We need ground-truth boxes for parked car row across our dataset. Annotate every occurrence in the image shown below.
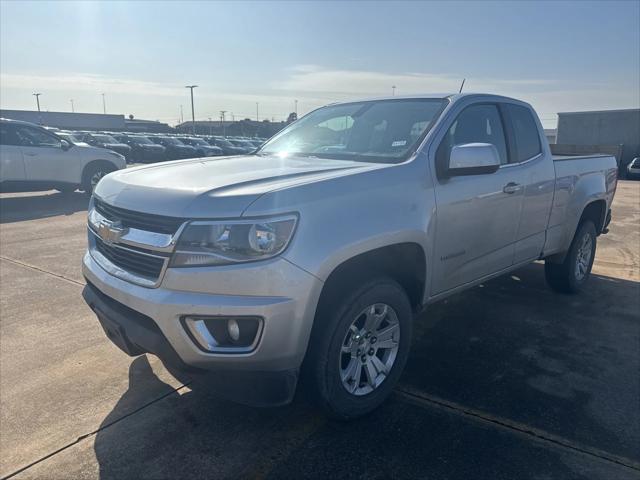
[1,118,127,194]
[0,118,270,194]
[51,129,266,163]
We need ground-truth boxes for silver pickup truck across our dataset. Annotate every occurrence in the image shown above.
[82,94,617,418]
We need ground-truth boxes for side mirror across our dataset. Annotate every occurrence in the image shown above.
[60,139,72,151]
[448,143,501,176]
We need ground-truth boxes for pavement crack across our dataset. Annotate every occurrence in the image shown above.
[0,256,84,287]
[396,386,640,472]
[0,383,191,480]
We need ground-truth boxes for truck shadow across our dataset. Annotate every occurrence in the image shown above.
[92,262,639,478]
[0,191,89,223]
[93,355,322,480]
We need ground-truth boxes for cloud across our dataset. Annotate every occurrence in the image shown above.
[0,72,181,97]
[276,64,556,98]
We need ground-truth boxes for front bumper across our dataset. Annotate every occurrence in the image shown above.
[82,281,300,406]
[83,250,323,370]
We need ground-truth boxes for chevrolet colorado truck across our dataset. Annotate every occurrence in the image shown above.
[82,94,617,418]
[0,118,126,194]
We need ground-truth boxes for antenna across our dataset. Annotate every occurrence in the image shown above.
[458,78,466,93]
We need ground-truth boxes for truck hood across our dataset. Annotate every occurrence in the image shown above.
[94,154,387,218]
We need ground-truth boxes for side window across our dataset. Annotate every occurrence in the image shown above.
[15,126,61,148]
[506,104,542,162]
[437,104,509,166]
[0,124,20,146]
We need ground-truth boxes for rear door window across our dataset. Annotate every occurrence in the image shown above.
[506,104,542,162]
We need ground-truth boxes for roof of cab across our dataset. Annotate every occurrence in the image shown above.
[327,93,522,104]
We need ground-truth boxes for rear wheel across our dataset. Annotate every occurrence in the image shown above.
[82,163,114,194]
[306,277,412,419]
[545,221,597,293]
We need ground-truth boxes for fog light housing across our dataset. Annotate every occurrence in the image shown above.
[182,316,263,353]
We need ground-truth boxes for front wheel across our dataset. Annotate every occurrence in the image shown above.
[306,277,412,419]
[545,220,597,294]
[82,164,114,194]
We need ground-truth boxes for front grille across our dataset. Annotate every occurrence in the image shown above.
[94,236,167,280]
[94,198,184,235]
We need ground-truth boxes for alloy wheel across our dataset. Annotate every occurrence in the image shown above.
[575,232,593,280]
[339,303,400,396]
[90,171,107,189]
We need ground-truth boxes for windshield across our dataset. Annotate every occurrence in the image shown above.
[92,134,118,143]
[189,138,208,146]
[131,136,154,145]
[259,98,446,163]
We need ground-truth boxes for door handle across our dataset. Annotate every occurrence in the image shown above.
[503,182,522,194]
[24,152,37,156]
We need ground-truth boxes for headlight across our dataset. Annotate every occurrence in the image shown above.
[171,215,297,267]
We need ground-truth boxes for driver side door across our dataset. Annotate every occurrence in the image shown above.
[431,103,526,295]
[15,125,76,184]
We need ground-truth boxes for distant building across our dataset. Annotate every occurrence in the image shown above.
[0,109,126,130]
[556,108,640,175]
[0,109,172,133]
[544,128,557,144]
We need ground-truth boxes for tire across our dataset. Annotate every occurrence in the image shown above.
[82,163,114,194]
[545,220,597,294]
[306,277,413,419]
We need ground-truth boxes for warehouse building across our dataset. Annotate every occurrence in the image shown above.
[555,108,640,176]
[0,109,172,133]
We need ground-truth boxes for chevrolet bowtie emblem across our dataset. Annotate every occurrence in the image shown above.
[97,220,128,245]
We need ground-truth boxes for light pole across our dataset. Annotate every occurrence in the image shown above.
[256,102,259,122]
[33,93,42,112]
[180,104,184,124]
[392,85,396,96]
[70,99,75,113]
[294,99,298,116]
[220,110,227,137]
[208,117,212,136]
[185,85,198,134]
[101,93,106,114]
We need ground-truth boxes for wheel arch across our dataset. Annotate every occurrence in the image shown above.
[315,243,427,317]
[547,198,607,264]
[579,199,607,235]
[81,159,118,184]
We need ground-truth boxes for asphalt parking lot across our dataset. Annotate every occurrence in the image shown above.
[0,181,638,480]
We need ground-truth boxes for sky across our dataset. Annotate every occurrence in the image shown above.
[1,0,638,128]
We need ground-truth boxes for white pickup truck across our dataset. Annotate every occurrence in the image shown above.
[0,118,126,194]
[81,94,617,418]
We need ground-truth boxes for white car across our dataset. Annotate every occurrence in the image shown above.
[0,118,126,194]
